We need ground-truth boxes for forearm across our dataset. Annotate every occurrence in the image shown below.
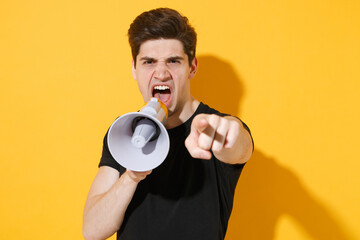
[82,171,138,240]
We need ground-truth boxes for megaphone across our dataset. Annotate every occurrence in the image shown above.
[107,98,170,171]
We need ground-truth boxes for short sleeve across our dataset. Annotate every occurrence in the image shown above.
[98,131,126,174]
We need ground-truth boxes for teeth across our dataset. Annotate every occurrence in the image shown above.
[154,85,169,91]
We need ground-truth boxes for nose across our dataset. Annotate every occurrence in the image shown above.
[153,62,170,80]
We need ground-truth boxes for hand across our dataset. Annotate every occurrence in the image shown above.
[125,169,152,183]
[185,114,240,160]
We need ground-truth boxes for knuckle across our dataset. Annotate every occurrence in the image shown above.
[184,136,190,147]
[212,143,223,154]
[199,140,210,150]
[230,120,241,134]
[209,114,220,125]
[220,118,230,129]
[199,137,212,150]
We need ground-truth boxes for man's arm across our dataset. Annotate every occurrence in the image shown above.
[82,166,151,240]
[185,114,253,164]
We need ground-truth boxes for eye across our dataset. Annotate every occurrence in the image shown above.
[168,59,181,64]
[143,60,154,65]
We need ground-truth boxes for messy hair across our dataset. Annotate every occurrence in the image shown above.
[128,8,197,67]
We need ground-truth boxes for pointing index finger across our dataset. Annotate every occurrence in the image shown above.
[193,115,210,133]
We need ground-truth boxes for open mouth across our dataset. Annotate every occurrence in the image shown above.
[152,85,171,105]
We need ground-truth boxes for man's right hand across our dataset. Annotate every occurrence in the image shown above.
[125,169,152,183]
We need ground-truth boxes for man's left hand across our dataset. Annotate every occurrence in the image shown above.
[185,114,241,160]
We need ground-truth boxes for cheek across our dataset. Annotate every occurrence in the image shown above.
[136,72,153,94]
[137,81,148,94]
[136,70,150,83]
[174,72,191,88]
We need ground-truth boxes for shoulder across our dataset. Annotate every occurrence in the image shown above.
[197,102,228,117]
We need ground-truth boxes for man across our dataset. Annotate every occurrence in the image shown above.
[83,8,253,240]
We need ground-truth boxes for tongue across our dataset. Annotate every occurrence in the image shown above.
[153,90,171,104]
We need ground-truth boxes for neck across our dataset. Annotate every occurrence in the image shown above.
[165,98,200,129]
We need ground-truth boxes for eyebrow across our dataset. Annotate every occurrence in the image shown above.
[167,56,184,61]
[139,56,155,62]
[139,56,185,62]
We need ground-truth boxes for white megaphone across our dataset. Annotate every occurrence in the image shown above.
[107,98,170,171]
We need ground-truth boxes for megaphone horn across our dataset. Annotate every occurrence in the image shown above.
[107,98,170,171]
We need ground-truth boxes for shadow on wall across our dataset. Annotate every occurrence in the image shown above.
[192,55,349,240]
[191,55,243,116]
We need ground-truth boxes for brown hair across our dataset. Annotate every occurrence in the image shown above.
[128,8,197,67]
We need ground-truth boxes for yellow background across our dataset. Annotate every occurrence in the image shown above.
[1,0,359,239]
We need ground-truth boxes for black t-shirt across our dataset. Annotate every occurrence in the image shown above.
[99,103,251,240]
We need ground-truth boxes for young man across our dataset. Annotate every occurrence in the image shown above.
[83,8,253,240]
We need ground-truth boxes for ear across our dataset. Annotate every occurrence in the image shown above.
[189,57,198,79]
[132,59,136,80]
